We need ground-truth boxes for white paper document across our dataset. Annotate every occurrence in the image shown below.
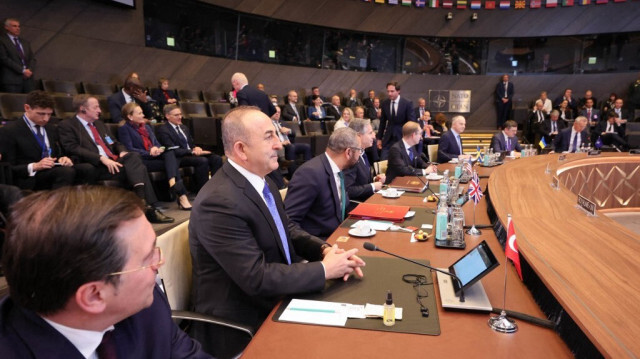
[350,220,393,231]
[279,299,366,326]
[364,303,403,320]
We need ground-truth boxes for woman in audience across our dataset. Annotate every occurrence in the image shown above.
[334,107,354,130]
[433,113,448,133]
[307,95,326,120]
[354,106,366,119]
[151,77,179,110]
[118,103,192,210]
[557,99,573,122]
[601,93,617,115]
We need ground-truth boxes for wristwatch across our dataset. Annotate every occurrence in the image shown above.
[320,243,332,257]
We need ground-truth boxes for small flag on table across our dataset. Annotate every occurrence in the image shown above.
[457,0,468,7]
[442,0,454,7]
[470,0,482,8]
[546,0,558,6]
[579,0,591,4]
[500,0,511,8]
[506,215,523,280]
[375,0,385,4]
[468,171,484,204]
[538,137,547,149]
[485,0,497,8]
[595,0,607,4]
[515,0,526,8]
[530,0,542,7]
[388,0,399,4]
[429,0,439,7]
[415,0,426,6]
[562,0,574,5]
[595,136,603,149]
[403,0,413,5]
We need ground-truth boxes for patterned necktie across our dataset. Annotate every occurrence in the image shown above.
[13,37,26,66]
[175,125,189,149]
[338,172,346,221]
[88,123,117,160]
[96,330,117,359]
[262,180,291,264]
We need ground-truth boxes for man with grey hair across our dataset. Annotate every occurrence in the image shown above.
[437,115,468,163]
[0,18,36,93]
[285,127,362,239]
[553,116,589,153]
[189,106,364,357]
[344,118,385,205]
[231,72,276,117]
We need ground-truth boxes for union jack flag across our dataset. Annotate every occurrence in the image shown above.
[468,171,483,204]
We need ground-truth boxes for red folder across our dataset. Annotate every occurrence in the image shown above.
[349,203,410,222]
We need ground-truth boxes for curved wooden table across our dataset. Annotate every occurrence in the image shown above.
[488,153,640,358]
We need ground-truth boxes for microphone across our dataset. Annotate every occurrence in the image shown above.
[414,173,439,198]
[363,242,465,302]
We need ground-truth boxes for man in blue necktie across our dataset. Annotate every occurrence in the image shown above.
[490,120,522,153]
[437,115,470,163]
[189,107,364,358]
[0,18,36,93]
[552,116,589,153]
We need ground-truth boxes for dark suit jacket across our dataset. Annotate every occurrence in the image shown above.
[344,156,374,203]
[540,118,566,142]
[553,127,588,152]
[377,96,415,148]
[0,287,210,359]
[281,103,306,123]
[236,85,276,117]
[285,154,344,239]
[363,98,375,109]
[385,139,426,184]
[495,82,514,102]
[414,107,428,120]
[117,122,162,159]
[307,106,326,121]
[150,88,179,109]
[325,104,343,120]
[0,119,66,189]
[595,121,625,138]
[190,162,325,331]
[554,96,578,114]
[58,116,126,166]
[579,108,601,124]
[437,130,463,163]
[0,35,35,87]
[490,132,522,152]
[107,91,154,123]
[343,97,362,108]
[156,122,195,157]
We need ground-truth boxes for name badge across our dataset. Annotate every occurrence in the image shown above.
[104,136,114,145]
[577,195,596,216]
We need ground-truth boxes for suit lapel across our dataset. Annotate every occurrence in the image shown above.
[17,119,42,156]
[321,155,342,222]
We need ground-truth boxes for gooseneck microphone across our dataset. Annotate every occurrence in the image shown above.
[415,173,439,198]
[363,242,465,302]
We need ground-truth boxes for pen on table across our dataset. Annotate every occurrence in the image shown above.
[289,307,336,313]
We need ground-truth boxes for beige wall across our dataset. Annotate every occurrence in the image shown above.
[4,0,637,129]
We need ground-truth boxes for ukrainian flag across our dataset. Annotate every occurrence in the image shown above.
[539,137,547,149]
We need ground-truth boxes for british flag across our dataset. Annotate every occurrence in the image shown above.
[468,171,483,204]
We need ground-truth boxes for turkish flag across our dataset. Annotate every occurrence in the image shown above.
[506,216,523,280]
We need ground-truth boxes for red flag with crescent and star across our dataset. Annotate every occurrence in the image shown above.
[506,215,523,280]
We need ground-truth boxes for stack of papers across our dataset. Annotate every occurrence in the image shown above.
[279,299,402,326]
[350,220,393,231]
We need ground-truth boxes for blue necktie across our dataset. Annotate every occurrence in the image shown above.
[262,181,291,264]
[338,172,346,221]
[174,125,189,149]
[35,125,48,158]
[408,148,414,162]
[571,132,578,153]
[456,135,462,155]
[507,137,511,151]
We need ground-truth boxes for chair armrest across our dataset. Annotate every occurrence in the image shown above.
[171,310,254,338]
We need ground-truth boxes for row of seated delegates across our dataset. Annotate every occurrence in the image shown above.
[384,121,438,185]
[0,18,36,93]
[0,186,212,358]
[151,77,179,110]
[284,127,363,240]
[490,120,522,153]
[58,94,174,224]
[118,102,192,210]
[189,107,365,358]
[271,106,311,175]
[0,91,95,190]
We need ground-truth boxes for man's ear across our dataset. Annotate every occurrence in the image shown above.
[74,281,109,314]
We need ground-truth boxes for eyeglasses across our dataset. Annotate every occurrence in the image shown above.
[349,147,364,154]
[402,274,430,317]
[107,247,164,276]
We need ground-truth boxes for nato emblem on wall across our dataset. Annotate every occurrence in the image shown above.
[429,90,471,113]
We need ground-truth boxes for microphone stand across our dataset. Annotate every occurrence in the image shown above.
[364,242,465,302]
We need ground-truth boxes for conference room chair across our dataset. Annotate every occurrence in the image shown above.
[202,90,221,103]
[180,102,210,119]
[625,122,640,149]
[0,93,27,121]
[303,121,324,136]
[156,221,254,358]
[373,160,388,177]
[96,97,112,122]
[325,120,336,134]
[53,95,76,120]
[190,117,220,149]
[209,102,230,120]
[81,82,116,97]
[428,144,439,163]
[177,89,203,102]
[42,80,80,96]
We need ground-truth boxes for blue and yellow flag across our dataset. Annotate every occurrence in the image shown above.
[538,137,547,149]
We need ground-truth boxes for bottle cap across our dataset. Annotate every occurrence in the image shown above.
[386,290,393,305]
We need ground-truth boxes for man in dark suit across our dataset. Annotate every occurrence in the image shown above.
[285,127,362,239]
[540,110,566,147]
[281,90,307,135]
[490,120,522,153]
[0,186,210,358]
[272,106,311,173]
[495,74,514,129]
[107,76,154,123]
[414,98,428,120]
[305,86,326,106]
[595,111,627,150]
[437,115,468,163]
[554,88,578,114]
[58,94,173,223]
[344,118,385,207]
[0,18,35,93]
[232,72,276,117]
[527,100,548,144]
[579,90,598,112]
[612,98,631,127]
[362,90,376,109]
[366,97,382,123]
[553,116,589,153]
[376,82,415,160]
[385,121,437,184]
[326,95,343,120]
[0,91,88,190]
[580,98,601,135]
[156,104,222,192]
[189,107,364,357]
[343,89,362,109]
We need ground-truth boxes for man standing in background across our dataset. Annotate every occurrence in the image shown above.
[0,18,35,93]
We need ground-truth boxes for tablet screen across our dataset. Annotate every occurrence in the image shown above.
[450,240,499,295]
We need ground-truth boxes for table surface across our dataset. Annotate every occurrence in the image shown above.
[242,160,573,359]
[488,153,640,358]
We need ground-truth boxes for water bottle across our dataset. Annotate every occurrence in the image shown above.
[439,170,449,193]
[454,163,462,179]
[436,197,449,240]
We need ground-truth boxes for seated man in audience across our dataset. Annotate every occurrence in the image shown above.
[579,90,598,111]
[386,121,437,184]
[612,98,630,127]
[490,120,521,153]
[189,107,364,357]
[363,90,376,109]
[414,97,428,119]
[540,110,566,148]
[366,97,382,122]
[326,95,343,120]
[0,91,92,190]
[108,76,154,123]
[533,91,552,115]
[285,127,362,239]
[595,111,627,150]
[554,88,578,114]
[343,89,362,109]
[281,90,307,133]
[344,118,385,207]
[272,106,311,174]
[58,94,173,223]
[553,116,589,153]
[0,186,210,358]
[151,77,179,110]
[580,98,601,135]
[305,86,326,106]
[156,104,222,193]
[437,115,468,163]
[528,100,548,144]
